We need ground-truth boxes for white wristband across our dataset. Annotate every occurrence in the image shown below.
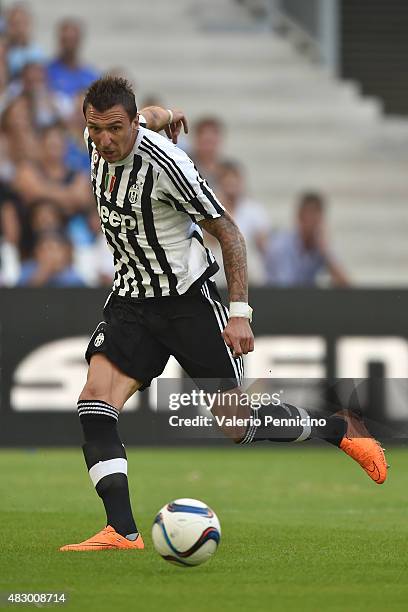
[167,108,174,124]
[229,302,253,322]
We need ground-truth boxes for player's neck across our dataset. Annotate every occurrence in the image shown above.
[121,129,138,161]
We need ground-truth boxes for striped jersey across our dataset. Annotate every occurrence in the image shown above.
[84,125,225,299]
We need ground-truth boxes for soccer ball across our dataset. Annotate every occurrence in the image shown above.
[152,498,221,566]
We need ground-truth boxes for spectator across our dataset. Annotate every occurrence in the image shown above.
[12,122,92,216]
[0,120,15,182]
[1,94,39,170]
[0,183,22,285]
[140,93,164,108]
[0,39,9,96]
[3,61,72,130]
[6,61,72,128]
[5,3,45,78]
[24,198,111,287]
[208,160,269,287]
[0,235,20,285]
[18,230,85,287]
[265,192,350,287]
[190,116,225,188]
[24,197,66,254]
[0,9,6,36]
[47,18,99,100]
[73,207,114,287]
[64,91,90,174]
[29,198,65,231]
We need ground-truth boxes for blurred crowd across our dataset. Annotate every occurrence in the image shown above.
[0,2,349,288]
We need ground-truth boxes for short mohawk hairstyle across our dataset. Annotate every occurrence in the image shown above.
[83,76,138,121]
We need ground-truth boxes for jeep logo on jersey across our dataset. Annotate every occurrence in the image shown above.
[99,204,137,232]
[128,182,141,204]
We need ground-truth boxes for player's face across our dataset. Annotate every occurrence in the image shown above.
[86,104,139,163]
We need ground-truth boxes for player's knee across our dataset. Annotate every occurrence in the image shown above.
[78,376,139,409]
[78,380,113,405]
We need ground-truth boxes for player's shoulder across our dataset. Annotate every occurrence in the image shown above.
[83,127,96,157]
[138,127,191,166]
[83,126,93,145]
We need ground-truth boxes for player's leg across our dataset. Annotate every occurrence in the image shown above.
[208,390,347,444]
[61,295,171,551]
[78,354,142,538]
[79,352,141,406]
[167,280,318,441]
[61,354,145,551]
[168,280,387,484]
[227,374,388,484]
[158,280,309,440]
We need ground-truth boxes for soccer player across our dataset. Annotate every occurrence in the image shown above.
[60,77,387,551]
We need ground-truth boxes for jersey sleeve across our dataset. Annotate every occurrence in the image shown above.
[83,127,93,160]
[156,149,225,223]
[138,113,147,128]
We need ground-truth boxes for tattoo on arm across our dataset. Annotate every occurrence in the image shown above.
[139,107,166,132]
[199,213,248,302]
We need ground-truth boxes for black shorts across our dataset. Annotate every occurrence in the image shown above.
[85,280,244,391]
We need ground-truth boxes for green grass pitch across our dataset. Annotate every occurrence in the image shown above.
[1,446,408,612]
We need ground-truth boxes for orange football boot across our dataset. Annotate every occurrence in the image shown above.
[60,526,145,551]
[336,409,388,484]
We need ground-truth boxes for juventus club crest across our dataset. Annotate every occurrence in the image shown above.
[94,332,104,347]
[128,182,141,204]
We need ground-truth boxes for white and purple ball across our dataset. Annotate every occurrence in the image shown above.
[152,498,221,566]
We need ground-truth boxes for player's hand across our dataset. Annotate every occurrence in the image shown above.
[222,318,254,358]
[164,109,189,144]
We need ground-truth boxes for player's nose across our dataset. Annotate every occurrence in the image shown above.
[99,132,113,148]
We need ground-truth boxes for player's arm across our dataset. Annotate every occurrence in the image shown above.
[156,154,253,356]
[199,213,254,357]
[200,212,248,302]
[139,106,188,144]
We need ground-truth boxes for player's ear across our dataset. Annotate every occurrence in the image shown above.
[132,114,140,131]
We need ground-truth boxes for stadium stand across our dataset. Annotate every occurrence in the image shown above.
[1,0,408,285]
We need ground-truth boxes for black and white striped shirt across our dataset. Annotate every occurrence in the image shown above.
[85,126,225,299]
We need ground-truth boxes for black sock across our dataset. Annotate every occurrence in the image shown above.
[239,403,347,446]
[78,399,138,537]
[312,415,347,447]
